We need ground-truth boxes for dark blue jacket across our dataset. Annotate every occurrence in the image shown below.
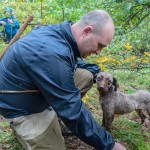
[0,16,20,40]
[0,21,115,149]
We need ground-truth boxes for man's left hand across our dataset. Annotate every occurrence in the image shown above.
[0,21,6,25]
[8,18,13,23]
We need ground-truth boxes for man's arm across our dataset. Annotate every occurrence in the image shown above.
[77,58,101,75]
[12,18,20,29]
[0,21,6,25]
[8,18,20,29]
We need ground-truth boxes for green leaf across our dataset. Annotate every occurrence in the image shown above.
[135,40,140,43]
[126,3,133,11]
[137,0,143,4]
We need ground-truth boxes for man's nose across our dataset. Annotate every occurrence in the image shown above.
[95,49,101,55]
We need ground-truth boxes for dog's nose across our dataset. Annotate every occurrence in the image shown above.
[99,87,105,91]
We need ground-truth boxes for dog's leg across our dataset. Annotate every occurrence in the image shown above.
[106,114,114,132]
[103,111,114,132]
[102,110,105,127]
[136,109,146,124]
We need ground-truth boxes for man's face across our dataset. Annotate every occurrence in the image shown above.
[78,25,114,58]
[5,11,11,18]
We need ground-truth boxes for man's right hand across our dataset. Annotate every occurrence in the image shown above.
[0,21,6,25]
[112,142,126,150]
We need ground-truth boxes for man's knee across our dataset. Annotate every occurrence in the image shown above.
[82,69,93,87]
[11,109,66,150]
[74,68,94,97]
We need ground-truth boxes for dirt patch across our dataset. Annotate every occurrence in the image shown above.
[64,135,96,150]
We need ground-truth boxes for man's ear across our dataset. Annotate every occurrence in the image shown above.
[83,26,93,35]
[112,78,119,91]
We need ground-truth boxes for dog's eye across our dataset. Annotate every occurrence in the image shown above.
[97,76,103,81]
[107,80,112,85]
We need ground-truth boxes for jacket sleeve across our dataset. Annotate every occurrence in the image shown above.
[18,38,115,150]
[11,18,20,29]
[77,58,101,75]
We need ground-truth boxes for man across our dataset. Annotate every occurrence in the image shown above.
[0,10,126,150]
[0,7,20,44]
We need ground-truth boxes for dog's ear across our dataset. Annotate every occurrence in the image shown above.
[93,73,98,83]
[112,78,119,91]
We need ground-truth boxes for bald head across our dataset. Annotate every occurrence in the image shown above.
[71,10,115,58]
[78,10,114,33]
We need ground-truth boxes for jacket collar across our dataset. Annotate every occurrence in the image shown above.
[60,20,81,59]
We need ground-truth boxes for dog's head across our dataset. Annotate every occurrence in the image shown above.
[95,72,119,93]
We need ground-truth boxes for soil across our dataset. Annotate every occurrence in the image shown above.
[59,119,97,150]
[64,135,96,150]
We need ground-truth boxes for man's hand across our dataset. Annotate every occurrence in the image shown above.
[112,142,126,150]
[8,18,13,23]
[0,21,6,25]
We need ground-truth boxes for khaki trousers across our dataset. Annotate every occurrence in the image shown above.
[10,68,93,150]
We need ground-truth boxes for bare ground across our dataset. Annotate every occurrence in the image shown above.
[64,135,96,150]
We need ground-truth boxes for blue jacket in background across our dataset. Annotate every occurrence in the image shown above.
[0,16,20,42]
[0,20,115,149]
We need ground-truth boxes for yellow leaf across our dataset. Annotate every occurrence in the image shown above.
[142,59,149,63]
[125,43,132,50]
[82,94,89,103]
[144,52,150,57]
[130,56,136,60]
[98,64,107,72]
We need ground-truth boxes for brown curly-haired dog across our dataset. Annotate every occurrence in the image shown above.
[96,72,150,132]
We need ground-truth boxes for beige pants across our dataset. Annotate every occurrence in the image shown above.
[10,68,93,150]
